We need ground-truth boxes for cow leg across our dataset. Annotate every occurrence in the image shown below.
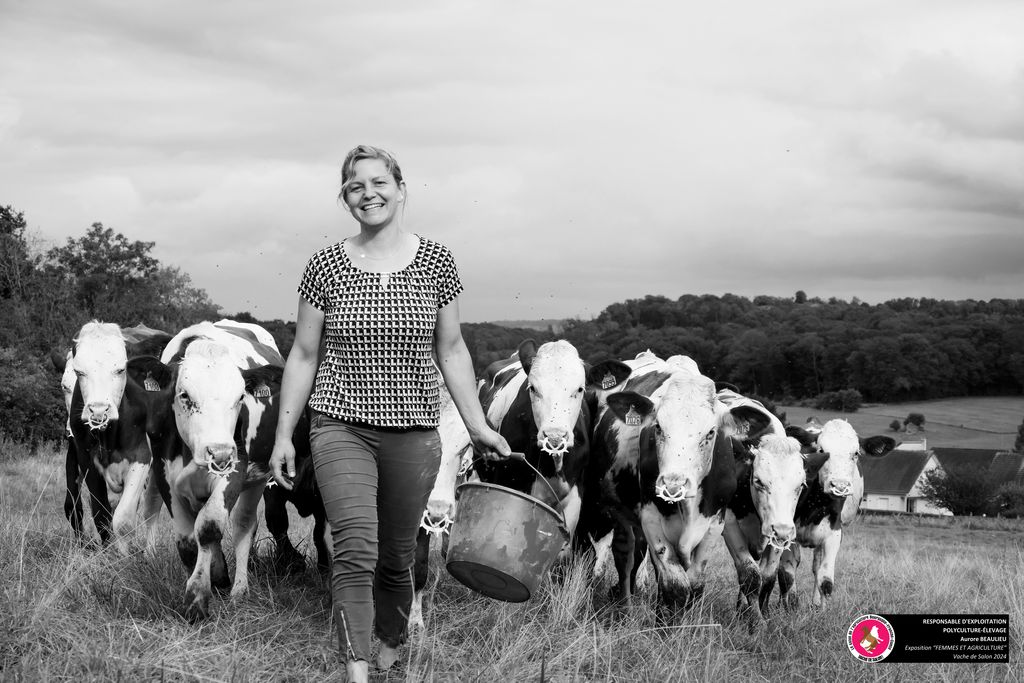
[557,485,583,557]
[639,506,692,617]
[84,460,113,545]
[63,439,86,539]
[777,545,801,610]
[410,528,430,633]
[110,461,152,554]
[756,548,785,619]
[140,467,165,555]
[812,529,842,607]
[685,524,723,605]
[263,487,305,575]
[721,515,763,629]
[608,522,639,603]
[184,478,230,621]
[229,483,265,599]
[313,501,330,573]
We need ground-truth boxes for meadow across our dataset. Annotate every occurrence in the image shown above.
[2,438,1022,682]
[781,396,1024,451]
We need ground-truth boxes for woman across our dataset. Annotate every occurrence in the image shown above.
[269,145,510,682]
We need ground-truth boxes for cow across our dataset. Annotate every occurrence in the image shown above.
[776,419,896,609]
[142,328,292,621]
[259,392,325,576]
[61,321,172,551]
[722,431,806,628]
[583,352,780,614]
[409,378,474,633]
[475,339,631,553]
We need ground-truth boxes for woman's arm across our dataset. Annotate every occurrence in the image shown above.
[270,297,325,487]
[434,297,511,458]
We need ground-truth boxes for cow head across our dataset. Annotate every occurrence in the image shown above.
[790,419,896,498]
[71,321,128,430]
[421,381,473,535]
[173,340,246,476]
[744,434,806,551]
[518,339,587,469]
[606,372,719,502]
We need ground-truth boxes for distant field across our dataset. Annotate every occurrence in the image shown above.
[781,396,1024,450]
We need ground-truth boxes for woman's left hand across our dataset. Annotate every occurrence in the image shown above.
[473,427,512,461]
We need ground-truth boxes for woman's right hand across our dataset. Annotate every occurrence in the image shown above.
[270,439,296,490]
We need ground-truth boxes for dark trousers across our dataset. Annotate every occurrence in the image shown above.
[309,412,441,661]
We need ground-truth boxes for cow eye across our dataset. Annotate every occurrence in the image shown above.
[528,385,539,397]
[115,368,126,375]
[178,392,196,410]
[74,369,84,378]
[753,478,767,491]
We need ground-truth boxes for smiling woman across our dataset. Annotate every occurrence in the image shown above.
[268,144,511,683]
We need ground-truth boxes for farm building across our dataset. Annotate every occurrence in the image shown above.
[860,440,951,515]
[860,442,1024,515]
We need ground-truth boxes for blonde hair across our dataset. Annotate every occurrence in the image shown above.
[338,145,404,204]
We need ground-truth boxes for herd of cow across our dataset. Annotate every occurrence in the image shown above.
[55,318,897,631]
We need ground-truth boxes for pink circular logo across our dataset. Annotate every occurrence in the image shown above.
[847,614,895,662]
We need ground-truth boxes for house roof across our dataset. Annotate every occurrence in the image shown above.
[989,451,1024,483]
[861,450,932,496]
[931,448,1000,472]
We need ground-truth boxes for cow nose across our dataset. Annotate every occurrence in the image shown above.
[205,443,237,464]
[829,479,852,496]
[771,523,795,542]
[655,473,693,502]
[425,499,453,523]
[86,402,110,417]
[539,428,571,454]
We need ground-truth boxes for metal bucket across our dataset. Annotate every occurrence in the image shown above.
[446,481,569,602]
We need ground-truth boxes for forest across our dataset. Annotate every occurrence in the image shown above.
[3,203,1023,445]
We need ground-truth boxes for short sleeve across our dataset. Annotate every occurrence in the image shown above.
[436,246,464,309]
[297,253,327,311]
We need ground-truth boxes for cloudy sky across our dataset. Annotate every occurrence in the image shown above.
[2,1,1022,323]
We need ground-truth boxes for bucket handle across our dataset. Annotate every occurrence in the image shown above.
[503,451,567,527]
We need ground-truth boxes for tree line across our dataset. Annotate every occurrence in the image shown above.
[558,293,1024,403]
[3,202,1024,446]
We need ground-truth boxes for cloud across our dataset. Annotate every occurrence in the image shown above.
[1,0,1022,323]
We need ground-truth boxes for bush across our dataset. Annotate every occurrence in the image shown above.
[812,389,863,413]
[905,412,926,429]
[889,419,902,432]
[992,481,1024,518]
[0,347,66,449]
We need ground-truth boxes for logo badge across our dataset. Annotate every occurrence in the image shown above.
[144,376,160,392]
[624,405,642,427]
[848,614,895,662]
[601,372,617,390]
[253,384,272,398]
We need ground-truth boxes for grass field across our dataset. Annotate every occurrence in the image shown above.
[2,440,1022,682]
[781,396,1024,451]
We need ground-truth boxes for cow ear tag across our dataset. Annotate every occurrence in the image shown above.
[253,383,272,399]
[601,372,617,390]
[144,374,160,392]
[625,405,642,427]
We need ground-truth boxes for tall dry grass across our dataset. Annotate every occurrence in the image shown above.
[2,439,1022,681]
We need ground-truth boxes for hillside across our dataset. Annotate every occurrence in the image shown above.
[487,319,567,333]
[781,396,1024,451]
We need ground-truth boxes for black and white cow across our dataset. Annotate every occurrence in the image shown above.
[410,378,474,632]
[60,321,171,551]
[585,352,778,612]
[777,419,896,608]
[475,339,630,553]
[721,424,806,627]
[144,321,298,620]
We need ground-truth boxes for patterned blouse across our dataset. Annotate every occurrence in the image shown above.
[298,236,463,428]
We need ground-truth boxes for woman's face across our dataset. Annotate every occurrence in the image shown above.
[343,158,405,228]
